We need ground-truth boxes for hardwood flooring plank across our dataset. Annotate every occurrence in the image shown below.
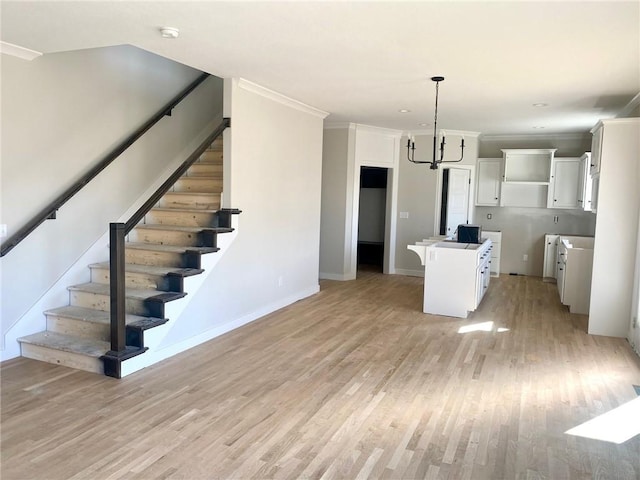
[2,274,639,479]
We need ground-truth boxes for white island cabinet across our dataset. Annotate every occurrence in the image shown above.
[409,239,492,318]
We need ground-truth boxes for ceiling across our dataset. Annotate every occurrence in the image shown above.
[2,1,639,136]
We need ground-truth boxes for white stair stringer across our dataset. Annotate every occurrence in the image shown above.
[118,215,239,377]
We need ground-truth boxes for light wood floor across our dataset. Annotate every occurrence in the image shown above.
[2,272,639,479]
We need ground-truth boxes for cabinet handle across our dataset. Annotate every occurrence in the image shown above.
[590,164,595,167]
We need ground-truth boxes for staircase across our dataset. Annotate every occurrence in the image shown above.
[18,135,238,376]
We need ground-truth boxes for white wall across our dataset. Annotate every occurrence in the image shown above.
[358,188,386,243]
[155,78,327,346]
[475,207,596,276]
[319,123,401,280]
[0,45,222,351]
[395,132,479,275]
[475,134,596,276]
[319,127,351,279]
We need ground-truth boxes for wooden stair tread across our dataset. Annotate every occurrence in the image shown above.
[89,262,204,277]
[194,159,222,165]
[44,305,163,325]
[161,191,219,197]
[175,175,221,180]
[68,282,187,302]
[19,331,109,358]
[134,224,234,234]
[124,242,220,254]
[150,207,220,214]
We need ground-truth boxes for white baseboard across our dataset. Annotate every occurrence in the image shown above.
[394,269,424,277]
[319,272,356,281]
[121,284,320,377]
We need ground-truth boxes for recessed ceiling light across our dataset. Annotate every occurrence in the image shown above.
[532,126,545,129]
[399,109,411,113]
[160,27,180,39]
[418,123,429,127]
[533,103,548,107]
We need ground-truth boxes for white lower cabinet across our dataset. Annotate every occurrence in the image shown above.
[543,234,560,280]
[422,239,492,318]
[556,236,594,314]
[483,231,502,276]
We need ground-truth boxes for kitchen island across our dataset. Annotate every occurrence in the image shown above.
[408,238,493,318]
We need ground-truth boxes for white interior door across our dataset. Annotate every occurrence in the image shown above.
[445,168,470,236]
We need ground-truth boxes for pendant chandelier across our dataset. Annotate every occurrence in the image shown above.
[406,76,465,170]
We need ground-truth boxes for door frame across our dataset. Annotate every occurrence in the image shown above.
[433,164,476,236]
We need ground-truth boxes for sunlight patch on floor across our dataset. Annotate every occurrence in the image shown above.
[565,396,640,444]
[458,321,509,334]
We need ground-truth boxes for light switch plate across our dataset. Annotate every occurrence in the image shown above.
[400,212,409,219]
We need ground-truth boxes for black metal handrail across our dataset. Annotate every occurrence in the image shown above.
[105,117,230,365]
[0,72,210,257]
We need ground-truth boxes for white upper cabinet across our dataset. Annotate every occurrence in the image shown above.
[502,149,554,183]
[476,158,501,206]
[589,126,603,176]
[577,152,594,212]
[476,148,592,211]
[500,149,555,208]
[548,158,580,209]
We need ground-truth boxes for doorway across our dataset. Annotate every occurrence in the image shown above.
[357,166,388,271]
[435,165,474,237]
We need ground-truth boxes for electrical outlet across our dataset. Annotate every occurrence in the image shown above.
[0,224,7,238]
[523,254,528,262]
[487,213,492,220]
[278,276,283,287]
[400,211,409,219]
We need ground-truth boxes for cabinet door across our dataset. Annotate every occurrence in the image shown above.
[543,234,559,279]
[549,158,580,209]
[577,154,593,211]
[476,159,501,206]
[590,126,603,176]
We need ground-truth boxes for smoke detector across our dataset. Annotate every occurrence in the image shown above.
[160,27,179,39]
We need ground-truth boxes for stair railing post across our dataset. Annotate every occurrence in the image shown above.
[109,222,126,352]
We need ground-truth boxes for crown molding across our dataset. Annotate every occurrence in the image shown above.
[407,129,481,138]
[354,123,404,137]
[617,92,640,118]
[324,122,356,130]
[0,41,42,61]
[237,78,329,119]
[591,116,640,133]
[480,132,590,142]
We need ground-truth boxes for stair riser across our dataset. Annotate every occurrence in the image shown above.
[198,151,223,163]
[129,228,203,247]
[206,140,223,152]
[21,343,103,374]
[145,209,217,227]
[70,290,150,316]
[159,193,220,210]
[186,164,222,177]
[47,315,109,342]
[90,267,169,291]
[125,248,185,268]
[173,177,222,193]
